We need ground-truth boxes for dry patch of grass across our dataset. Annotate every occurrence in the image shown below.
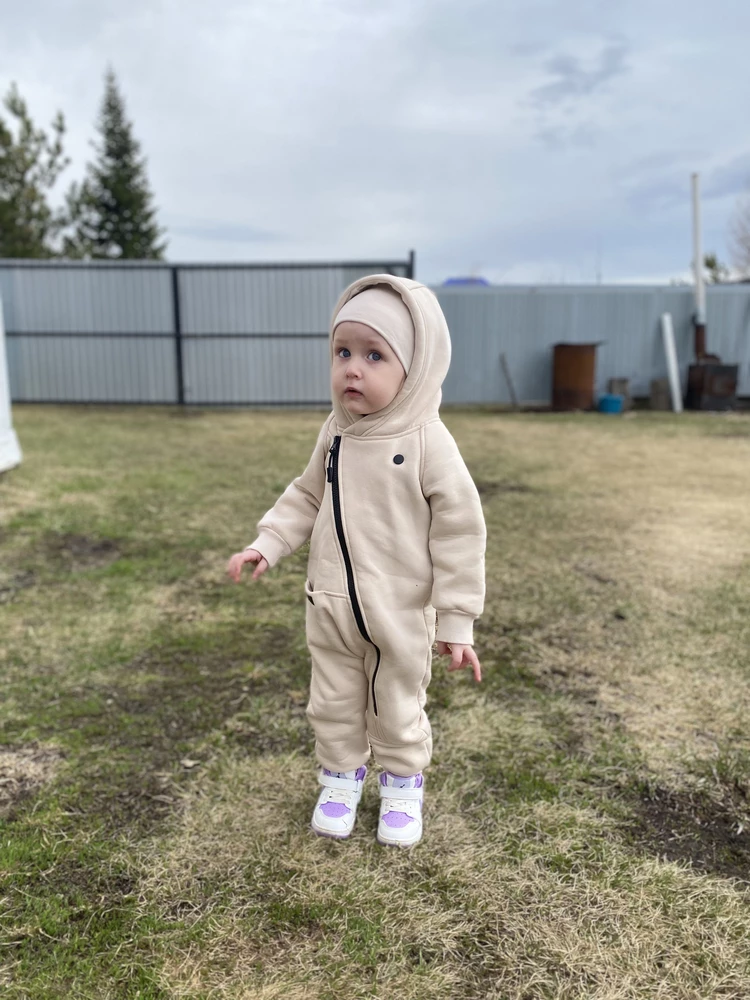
[0,743,64,817]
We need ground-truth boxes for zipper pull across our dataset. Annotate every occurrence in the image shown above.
[327,443,334,482]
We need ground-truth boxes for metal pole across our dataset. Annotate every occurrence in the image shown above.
[171,265,185,405]
[661,313,683,413]
[691,172,706,360]
[500,352,519,410]
[0,294,23,471]
[407,249,416,279]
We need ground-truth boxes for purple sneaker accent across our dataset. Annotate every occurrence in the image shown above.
[312,766,367,840]
[320,802,351,818]
[318,766,366,817]
[379,771,423,830]
[323,766,367,781]
[382,810,414,828]
[379,771,423,788]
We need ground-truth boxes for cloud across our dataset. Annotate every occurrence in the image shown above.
[535,123,600,150]
[521,36,631,148]
[530,38,630,108]
[704,153,750,201]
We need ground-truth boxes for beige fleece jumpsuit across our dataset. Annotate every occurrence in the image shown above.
[247,275,486,775]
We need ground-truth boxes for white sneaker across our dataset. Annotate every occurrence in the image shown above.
[310,766,367,839]
[376,771,424,848]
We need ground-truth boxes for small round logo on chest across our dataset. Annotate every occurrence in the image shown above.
[393,454,404,465]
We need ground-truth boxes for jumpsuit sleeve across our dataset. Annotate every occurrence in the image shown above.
[245,416,332,569]
[421,420,486,645]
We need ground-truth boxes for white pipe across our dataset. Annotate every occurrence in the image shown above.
[691,172,706,324]
[661,312,683,413]
[0,295,23,472]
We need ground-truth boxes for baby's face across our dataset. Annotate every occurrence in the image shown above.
[332,322,406,416]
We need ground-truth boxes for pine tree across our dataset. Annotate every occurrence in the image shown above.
[66,68,166,259]
[0,83,70,258]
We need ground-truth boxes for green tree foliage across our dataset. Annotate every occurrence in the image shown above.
[65,68,166,259]
[0,83,70,258]
[703,252,731,284]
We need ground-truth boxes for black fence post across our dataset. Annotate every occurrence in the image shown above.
[171,265,185,405]
[407,249,416,279]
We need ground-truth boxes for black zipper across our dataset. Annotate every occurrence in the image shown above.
[327,434,382,716]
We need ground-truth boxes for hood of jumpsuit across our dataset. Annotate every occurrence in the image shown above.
[329,275,451,436]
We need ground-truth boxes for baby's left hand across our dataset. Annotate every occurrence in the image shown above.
[436,641,482,683]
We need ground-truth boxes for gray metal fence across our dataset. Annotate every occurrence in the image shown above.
[0,256,414,405]
[435,284,750,404]
[1,259,749,405]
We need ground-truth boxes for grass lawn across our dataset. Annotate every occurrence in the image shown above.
[1,404,750,999]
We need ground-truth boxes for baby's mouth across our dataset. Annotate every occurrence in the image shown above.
[344,388,363,397]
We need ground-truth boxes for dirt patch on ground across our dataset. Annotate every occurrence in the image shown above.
[622,783,750,884]
[538,671,750,882]
[475,479,535,497]
[500,632,750,884]
[46,532,121,570]
[541,676,750,882]
[40,622,311,832]
[68,764,185,833]
[105,630,306,758]
[0,570,37,604]
[0,743,64,816]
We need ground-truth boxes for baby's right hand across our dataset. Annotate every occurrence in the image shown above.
[227,548,269,582]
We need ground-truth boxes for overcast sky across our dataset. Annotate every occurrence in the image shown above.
[2,0,749,285]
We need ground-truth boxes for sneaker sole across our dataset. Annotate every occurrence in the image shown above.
[310,820,353,840]
[376,830,422,848]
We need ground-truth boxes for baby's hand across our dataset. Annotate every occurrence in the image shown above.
[436,641,482,683]
[227,548,269,582]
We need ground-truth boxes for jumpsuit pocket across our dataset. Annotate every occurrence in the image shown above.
[305,586,368,660]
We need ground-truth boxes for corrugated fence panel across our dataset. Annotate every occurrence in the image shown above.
[179,265,409,336]
[178,265,407,404]
[0,263,172,333]
[179,266,335,404]
[179,268,333,334]
[6,335,176,403]
[707,290,750,395]
[0,262,177,403]
[183,337,330,406]
[435,285,750,404]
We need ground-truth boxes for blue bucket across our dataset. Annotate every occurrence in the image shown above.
[598,393,624,414]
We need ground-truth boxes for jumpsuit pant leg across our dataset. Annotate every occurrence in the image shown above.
[365,604,436,776]
[304,587,371,773]
[305,584,437,777]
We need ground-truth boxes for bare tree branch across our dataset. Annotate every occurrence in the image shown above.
[729,188,750,277]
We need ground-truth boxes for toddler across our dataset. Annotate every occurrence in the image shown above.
[227,275,486,848]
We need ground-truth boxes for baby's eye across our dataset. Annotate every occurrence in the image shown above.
[367,351,382,361]
[337,348,350,358]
